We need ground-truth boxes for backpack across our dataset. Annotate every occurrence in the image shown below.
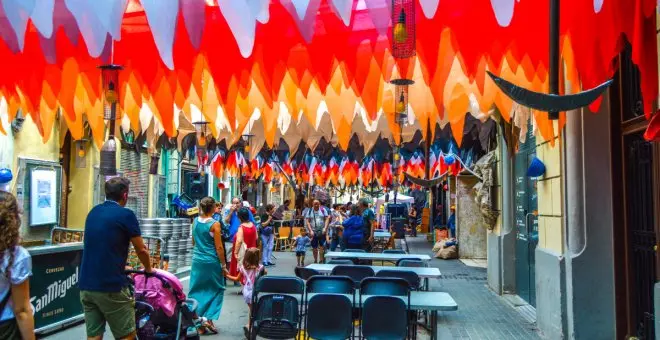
[342,215,365,245]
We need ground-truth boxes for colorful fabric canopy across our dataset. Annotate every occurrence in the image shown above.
[0,0,657,150]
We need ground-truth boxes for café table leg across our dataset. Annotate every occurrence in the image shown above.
[430,310,438,340]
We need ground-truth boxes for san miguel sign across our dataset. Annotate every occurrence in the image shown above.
[29,247,84,331]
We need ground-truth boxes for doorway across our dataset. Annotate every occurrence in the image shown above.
[611,45,659,339]
[514,127,538,307]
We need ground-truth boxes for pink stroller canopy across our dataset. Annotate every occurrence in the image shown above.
[134,269,186,317]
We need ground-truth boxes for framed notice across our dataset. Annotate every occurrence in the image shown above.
[30,169,58,226]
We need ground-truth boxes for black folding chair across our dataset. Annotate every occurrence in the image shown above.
[397,259,428,268]
[305,276,355,339]
[307,294,353,340]
[376,270,422,339]
[382,249,407,254]
[250,276,305,339]
[360,277,411,339]
[382,249,407,265]
[331,265,375,287]
[362,296,408,340]
[294,267,320,281]
[342,248,367,264]
[328,259,355,265]
[396,258,425,266]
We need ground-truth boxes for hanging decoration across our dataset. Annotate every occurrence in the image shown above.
[391,0,415,59]
[99,64,122,177]
[0,0,656,150]
[75,139,88,169]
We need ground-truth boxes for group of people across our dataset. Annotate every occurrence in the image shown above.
[0,174,386,339]
[293,198,377,266]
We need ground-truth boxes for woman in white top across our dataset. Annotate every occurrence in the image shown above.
[0,191,34,339]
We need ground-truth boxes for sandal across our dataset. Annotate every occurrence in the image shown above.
[243,326,250,339]
[204,321,219,335]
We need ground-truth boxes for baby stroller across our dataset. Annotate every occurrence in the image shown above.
[127,269,200,340]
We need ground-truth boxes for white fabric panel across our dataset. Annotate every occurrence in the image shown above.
[489,0,515,27]
[30,0,54,39]
[1,0,35,51]
[218,0,257,58]
[181,0,206,49]
[329,0,353,26]
[419,0,440,19]
[141,0,179,69]
[64,0,109,57]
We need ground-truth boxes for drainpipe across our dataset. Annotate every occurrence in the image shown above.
[500,128,514,294]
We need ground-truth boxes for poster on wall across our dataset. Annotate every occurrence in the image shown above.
[30,169,58,226]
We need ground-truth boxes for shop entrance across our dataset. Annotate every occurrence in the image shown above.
[514,128,538,307]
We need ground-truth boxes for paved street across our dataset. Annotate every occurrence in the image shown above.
[44,236,541,340]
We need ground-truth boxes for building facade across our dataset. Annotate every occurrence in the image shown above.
[487,46,659,339]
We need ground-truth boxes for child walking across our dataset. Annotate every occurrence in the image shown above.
[293,228,311,267]
[224,247,265,339]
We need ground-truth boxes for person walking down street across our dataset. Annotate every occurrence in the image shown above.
[293,229,311,267]
[342,205,366,250]
[223,248,265,339]
[259,204,276,267]
[304,199,330,263]
[212,202,223,222]
[408,206,418,237]
[80,177,152,340]
[0,192,35,340]
[327,204,345,251]
[229,208,258,280]
[188,197,227,335]
[447,205,456,238]
[359,198,377,252]
[223,197,256,242]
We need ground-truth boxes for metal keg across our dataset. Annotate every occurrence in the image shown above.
[158,219,173,239]
[178,238,187,264]
[180,218,191,238]
[170,219,182,240]
[143,218,161,237]
[167,237,179,273]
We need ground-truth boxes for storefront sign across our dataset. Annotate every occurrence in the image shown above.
[29,246,83,332]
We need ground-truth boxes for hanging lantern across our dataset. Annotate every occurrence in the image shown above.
[391,0,415,59]
[75,139,89,168]
[99,64,123,120]
[99,64,122,176]
[391,78,414,128]
[241,133,254,161]
[149,148,161,175]
[192,120,209,149]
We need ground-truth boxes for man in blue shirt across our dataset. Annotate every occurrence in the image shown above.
[80,177,152,340]
[359,198,376,251]
[223,197,256,241]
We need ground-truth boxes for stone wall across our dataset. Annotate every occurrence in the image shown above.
[456,175,487,259]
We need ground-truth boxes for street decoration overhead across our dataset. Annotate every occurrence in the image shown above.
[0,0,657,153]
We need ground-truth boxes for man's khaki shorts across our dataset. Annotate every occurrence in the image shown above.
[80,287,135,338]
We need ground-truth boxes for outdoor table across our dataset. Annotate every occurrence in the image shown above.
[306,263,440,291]
[288,291,457,340]
[305,263,440,279]
[325,251,431,262]
[374,230,391,238]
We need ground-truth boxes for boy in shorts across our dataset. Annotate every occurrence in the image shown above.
[293,229,311,267]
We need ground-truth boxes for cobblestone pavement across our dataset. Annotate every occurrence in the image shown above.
[45,236,542,339]
[405,236,542,340]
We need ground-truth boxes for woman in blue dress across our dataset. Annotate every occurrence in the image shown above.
[189,197,226,334]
